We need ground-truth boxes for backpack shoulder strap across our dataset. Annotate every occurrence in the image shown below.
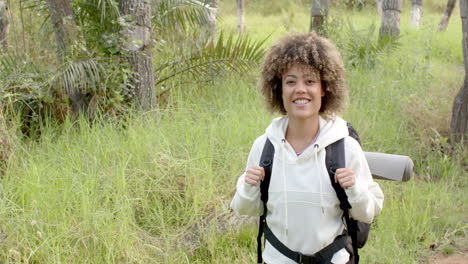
[346,122,361,146]
[257,138,275,263]
[260,138,274,203]
[325,138,351,210]
[326,137,362,264]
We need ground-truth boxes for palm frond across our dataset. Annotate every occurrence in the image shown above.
[22,0,48,12]
[155,32,268,86]
[342,22,400,68]
[0,52,52,115]
[53,58,106,96]
[154,0,216,34]
[0,52,43,88]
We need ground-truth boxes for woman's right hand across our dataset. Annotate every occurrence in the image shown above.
[244,166,265,186]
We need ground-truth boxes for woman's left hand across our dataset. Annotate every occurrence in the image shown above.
[335,168,356,189]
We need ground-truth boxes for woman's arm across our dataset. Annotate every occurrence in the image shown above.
[343,137,384,224]
[230,136,266,217]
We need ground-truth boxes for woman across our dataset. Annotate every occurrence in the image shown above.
[230,32,384,264]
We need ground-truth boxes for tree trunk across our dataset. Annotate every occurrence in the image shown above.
[438,0,456,32]
[119,0,156,110]
[46,0,77,62]
[410,0,422,28]
[201,0,217,40]
[376,0,383,15]
[0,0,8,49]
[207,0,218,35]
[451,0,468,143]
[379,0,402,40]
[237,0,244,33]
[310,0,329,35]
[46,0,87,113]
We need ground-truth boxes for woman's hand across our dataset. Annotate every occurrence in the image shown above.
[244,166,265,186]
[335,168,356,189]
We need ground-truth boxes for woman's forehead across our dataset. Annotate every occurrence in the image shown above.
[283,63,320,77]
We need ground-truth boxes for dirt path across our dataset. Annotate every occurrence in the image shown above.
[426,252,468,264]
[423,233,468,264]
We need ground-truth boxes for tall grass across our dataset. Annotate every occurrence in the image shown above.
[1,1,466,263]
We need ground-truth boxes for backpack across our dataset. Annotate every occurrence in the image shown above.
[256,123,370,264]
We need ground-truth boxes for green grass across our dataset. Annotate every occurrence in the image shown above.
[1,1,467,263]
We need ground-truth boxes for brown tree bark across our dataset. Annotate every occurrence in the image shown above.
[46,0,87,113]
[119,0,156,110]
[237,0,244,33]
[438,0,456,32]
[0,106,12,165]
[410,0,422,28]
[310,0,329,35]
[451,0,468,143]
[0,0,8,49]
[46,0,77,61]
[379,0,402,40]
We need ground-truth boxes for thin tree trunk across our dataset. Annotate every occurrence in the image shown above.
[410,0,422,28]
[207,0,218,35]
[237,0,244,33]
[0,106,12,164]
[0,0,8,49]
[310,0,329,35]
[379,0,402,40]
[119,0,156,110]
[451,0,468,143]
[438,0,456,32]
[46,0,87,113]
[376,0,383,15]
[46,0,76,62]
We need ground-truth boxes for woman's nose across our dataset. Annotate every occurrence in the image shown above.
[295,82,307,93]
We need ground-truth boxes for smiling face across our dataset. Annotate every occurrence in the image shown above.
[281,64,325,122]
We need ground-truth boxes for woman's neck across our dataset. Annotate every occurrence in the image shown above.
[285,116,320,152]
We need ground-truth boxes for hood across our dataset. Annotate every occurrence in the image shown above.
[265,115,349,152]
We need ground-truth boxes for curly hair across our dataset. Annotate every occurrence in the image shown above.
[259,32,347,119]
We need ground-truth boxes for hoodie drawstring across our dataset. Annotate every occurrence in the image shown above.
[281,139,289,237]
[313,144,324,214]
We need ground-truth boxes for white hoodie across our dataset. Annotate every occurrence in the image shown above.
[231,116,384,264]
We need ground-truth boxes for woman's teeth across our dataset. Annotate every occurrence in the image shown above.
[294,99,310,104]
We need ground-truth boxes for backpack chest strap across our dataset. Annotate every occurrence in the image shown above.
[264,223,351,264]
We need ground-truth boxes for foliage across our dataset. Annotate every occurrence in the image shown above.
[344,0,366,10]
[0,51,132,132]
[155,32,267,88]
[154,0,217,34]
[0,52,56,134]
[339,22,400,69]
[73,0,120,54]
[3,0,266,135]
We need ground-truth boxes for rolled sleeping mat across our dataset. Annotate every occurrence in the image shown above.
[364,152,414,182]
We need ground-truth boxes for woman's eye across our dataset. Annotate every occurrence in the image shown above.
[306,80,315,85]
[286,80,295,85]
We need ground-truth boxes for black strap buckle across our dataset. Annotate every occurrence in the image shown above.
[297,253,315,264]
[298,254,305,264]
